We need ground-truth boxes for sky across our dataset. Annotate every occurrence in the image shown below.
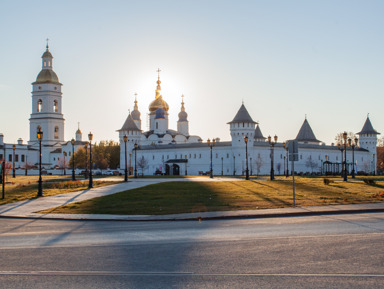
[1,0,383,145]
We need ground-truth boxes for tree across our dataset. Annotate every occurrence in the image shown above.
[377,147,384,173]
[334,132,356,146]
[137,156,148,176]
[255,155,264,176]
[305,156,318,173]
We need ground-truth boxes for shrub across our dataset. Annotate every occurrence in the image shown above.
[363,179,376,185]
[323,178,334,185]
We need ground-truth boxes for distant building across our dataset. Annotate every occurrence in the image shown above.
[0,44,86,174]
[119,74,380,176]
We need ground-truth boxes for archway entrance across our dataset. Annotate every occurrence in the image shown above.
[165,164,170,175]
[172,164,180,175]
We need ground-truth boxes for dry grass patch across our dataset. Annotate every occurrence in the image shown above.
[42,177,384,215]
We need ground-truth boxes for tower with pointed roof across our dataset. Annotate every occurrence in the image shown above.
[357,116,380,173]
[177,95,189,136]
[254,124,266,142]
[29,43,65,146]
[228,104,257,147]
[295,117,321,144]
[75,123,82,142]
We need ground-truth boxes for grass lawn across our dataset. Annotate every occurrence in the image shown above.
[0,175,119,206]
[40,176,384,215]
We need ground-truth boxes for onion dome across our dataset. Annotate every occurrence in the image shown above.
[155,108,165,119]
[148,73,169,113]
[131,95,141,120]
[33,43,60,84]
[178,95,188,121]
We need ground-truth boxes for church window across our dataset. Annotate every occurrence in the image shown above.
[54,127,59,139]
[53,157,56,161]
[44,61,47,67]
[54,87,57,90]
[9,154,12,162]
[194,154,196,159]
[38,100,42,112]
[152,155,155,160]
[15,155,19,162]
[53,100,58,112]
[38,86,42,90]
[21,155,25,162]
[48,61,51,66]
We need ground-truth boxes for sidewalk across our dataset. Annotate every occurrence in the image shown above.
[1,177,384,221]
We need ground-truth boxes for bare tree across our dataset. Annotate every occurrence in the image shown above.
[137,156,148,176]
[255,155,264,176]
[305,156,318,173]
[334,132,356,146]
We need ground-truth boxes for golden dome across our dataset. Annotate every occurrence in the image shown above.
[34,69,60,84]
[149,96,169,113]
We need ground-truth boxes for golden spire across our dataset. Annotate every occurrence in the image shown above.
[155,68,162,99]
[134,92,138,110]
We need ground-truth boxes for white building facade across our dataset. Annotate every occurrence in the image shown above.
[119,75,380,176]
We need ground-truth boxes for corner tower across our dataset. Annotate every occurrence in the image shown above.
[228,104,257,147]
[29,43,65,145]
[357,115,380,173]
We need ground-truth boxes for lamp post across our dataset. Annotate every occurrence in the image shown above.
[123,135,128,182]
[338,143,344,178]
[221,157,224,176]
[84,143,88,179]
[283,142,289,177]
[12,145,15,178]
[207,138,215,178]
[71,138,76,181]
[134,143,138,178]
[88,132,93,189]
[342,132,348,181]
[348,137,358,178]
[244,136,249,180]
[185,155,188,175]
[129,153,132,176]
[63,151,67,175]
[233,155,236,176]
[268,135,278,180]
[37,129,43,197]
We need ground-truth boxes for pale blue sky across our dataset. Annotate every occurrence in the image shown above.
[1,0,383,144]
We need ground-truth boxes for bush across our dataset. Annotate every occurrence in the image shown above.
[323,178,331,185]
[363,179,376,185]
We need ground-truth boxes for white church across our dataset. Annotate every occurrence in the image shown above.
[0,44,87,174]
[118,73,380,176]
[0,44,380,177]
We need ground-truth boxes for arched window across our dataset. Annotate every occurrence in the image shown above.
[53,100,58,112]
[54,126,59,139]
[38,100,42,112]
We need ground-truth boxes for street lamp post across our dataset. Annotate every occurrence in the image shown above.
[349,137,358,178]
[185,155,188,176]
[129,153,132,176]
[373,153,376,176]
[233,156,236,176]
[12,145,15,178]
[342,132,348,181]
[88,132,93,189]
[268,135,278,180]
[338,143,344,178]
[134,143,138,178]
[123,135,128,182]
[37,129,43,197]
[84,143,88,179]
[221,157,224,176]
[71,138,76,181]
[283,142,289,177]
[244,136,249,180]
[63,151,67,175]
[207,138,215,178]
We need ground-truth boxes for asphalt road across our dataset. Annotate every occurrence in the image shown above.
[1,213,384,288]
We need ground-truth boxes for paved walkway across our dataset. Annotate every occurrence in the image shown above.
[1,177,384,221]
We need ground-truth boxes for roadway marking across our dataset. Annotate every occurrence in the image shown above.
[0,271,384,277]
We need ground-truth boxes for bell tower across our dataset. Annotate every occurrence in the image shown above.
[29,42,65,145]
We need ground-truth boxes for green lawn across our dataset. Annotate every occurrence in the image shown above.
[40,177,384,215]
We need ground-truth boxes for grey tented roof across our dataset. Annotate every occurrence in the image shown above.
[254,124,266,139]
[118,113,141,132]
[357,117,380,135]
[296,119,321,143]
[228,104,257,124]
